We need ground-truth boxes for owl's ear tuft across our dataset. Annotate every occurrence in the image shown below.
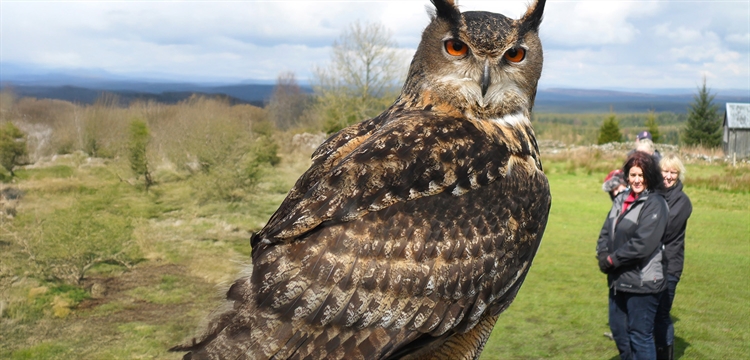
[520,0,545,32]
[430,0,461,25]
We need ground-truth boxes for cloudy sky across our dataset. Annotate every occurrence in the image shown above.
[2,0,749,91]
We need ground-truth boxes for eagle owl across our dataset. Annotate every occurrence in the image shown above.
[174,0,550,359]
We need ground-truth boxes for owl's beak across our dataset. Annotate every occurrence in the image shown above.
[481,60,491,97]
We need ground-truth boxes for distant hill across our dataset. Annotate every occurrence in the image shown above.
[1,77,748,113]
[0,84,273,107]
[534,88,750,113]
[0,66,291,107]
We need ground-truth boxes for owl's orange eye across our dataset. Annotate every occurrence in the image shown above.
[444,39,468,57]
[504,47,526,63]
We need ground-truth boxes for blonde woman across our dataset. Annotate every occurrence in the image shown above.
[654,154,693,360]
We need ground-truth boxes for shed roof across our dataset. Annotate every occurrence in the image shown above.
[725,103,750,129]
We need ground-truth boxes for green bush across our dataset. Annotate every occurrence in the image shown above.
[190,145,264,203]
[250,119,281,166]
[181,116,280,203]
[645,110,661,143]
[252,135,281,166]
[317,93,393,134]
[0,122,28,177]
[83,137,100,157]
[128,119,153,190]
[597,114,622,144]
[14,189,141,285]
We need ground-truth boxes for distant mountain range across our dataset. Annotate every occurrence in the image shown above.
[0,83,279,108]
[534,88,749,113]
[2,64,748,113]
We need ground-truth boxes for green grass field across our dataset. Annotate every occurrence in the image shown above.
[1,153,748,359]
[482,163,750,359]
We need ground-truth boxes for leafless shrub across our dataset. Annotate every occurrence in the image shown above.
[5,97,79,160]
[267,72,310,130]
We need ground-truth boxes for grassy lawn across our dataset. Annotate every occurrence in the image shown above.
[1,153,748,359]
[481,163,750,359]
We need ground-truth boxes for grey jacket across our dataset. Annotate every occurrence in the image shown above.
[597,189,669,294]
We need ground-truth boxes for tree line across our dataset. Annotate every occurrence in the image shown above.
[598,78,724,147]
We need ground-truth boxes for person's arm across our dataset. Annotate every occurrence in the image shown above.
[663,194,692,246]
[662,194,692,274]
[597,206,617,273]
[597,207,615,255]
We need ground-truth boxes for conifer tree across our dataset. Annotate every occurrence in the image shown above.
[682,78,722,147]
[645,110,661,143]
[0,122,27,177]
[598,114,622,145]
[128,119,153,190]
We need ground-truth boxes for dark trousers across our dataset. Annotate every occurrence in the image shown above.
[654,275,679,347]
[609,289,661,360]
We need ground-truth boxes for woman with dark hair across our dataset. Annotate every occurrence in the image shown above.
[596,151,669,360]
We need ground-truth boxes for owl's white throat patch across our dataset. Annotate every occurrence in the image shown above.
[491,111,530,127]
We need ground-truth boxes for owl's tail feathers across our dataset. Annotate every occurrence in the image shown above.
[168,306,242,360]
[169,277,255,359]
[169,312,235,360]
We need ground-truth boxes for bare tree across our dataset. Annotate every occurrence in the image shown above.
[267,72,308,130]
[313,21,407,133]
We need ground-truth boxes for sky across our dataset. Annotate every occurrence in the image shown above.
[1,0,749,92]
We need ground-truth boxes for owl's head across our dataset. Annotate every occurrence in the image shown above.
[402,0,545,120]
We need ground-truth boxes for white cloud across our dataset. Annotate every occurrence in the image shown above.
[540,1,749,90]
[668,42,721,63]
[654,24,705,44]
[1,0,748,90]
[726,33,750,45]
[713,50,741,64]
[542,1,661,47]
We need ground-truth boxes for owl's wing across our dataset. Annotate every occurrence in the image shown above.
[176,111,550,359]
[253,110,514,249]
[254,112,391,243]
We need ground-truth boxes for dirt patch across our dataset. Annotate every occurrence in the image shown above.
[78,263,217,324]
[2,262,225,358]
[80,264,183,304]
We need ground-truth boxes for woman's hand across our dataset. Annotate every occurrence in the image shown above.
[598,253,615,273]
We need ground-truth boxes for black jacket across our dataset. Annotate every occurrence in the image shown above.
[597,189,669,294]
[661,180,692,279]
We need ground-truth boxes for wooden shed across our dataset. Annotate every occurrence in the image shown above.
[723,103,750,159]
